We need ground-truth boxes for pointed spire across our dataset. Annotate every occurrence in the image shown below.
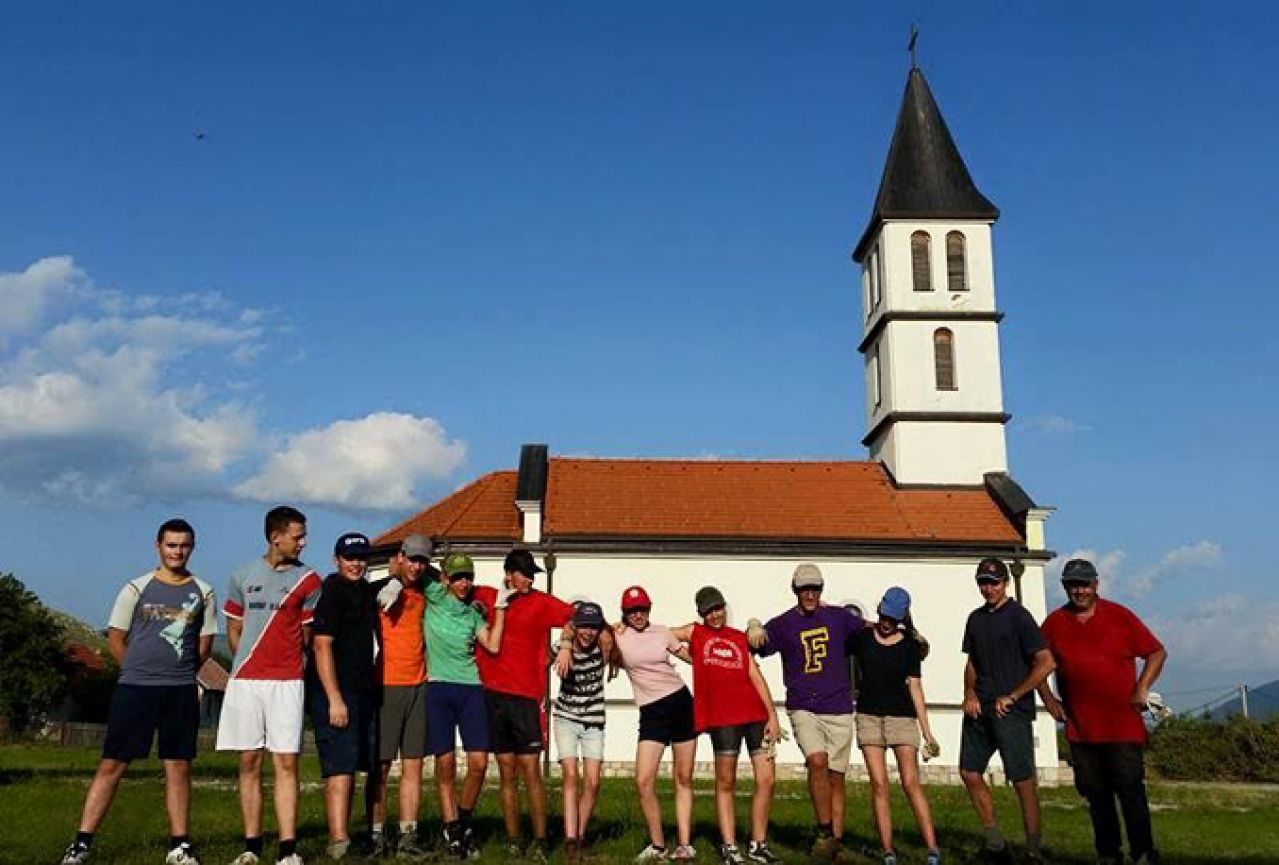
[853,68,999,262]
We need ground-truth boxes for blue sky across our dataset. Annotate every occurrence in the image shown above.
[2,2,1275,706]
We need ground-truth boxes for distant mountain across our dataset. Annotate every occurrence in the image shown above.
[1209,679,1279,721]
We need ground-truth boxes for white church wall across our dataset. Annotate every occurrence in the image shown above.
[881,320,1005,414]
[876,221,996,311]
[872,421,1009,485]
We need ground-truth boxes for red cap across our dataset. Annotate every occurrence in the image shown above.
[620,585,652,612]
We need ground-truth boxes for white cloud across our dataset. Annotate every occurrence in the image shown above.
[1149,594,1279,675]
[0,255,89,337]
[1050,541,1222,599]
[1018,413,1094,436]
[234,413,467,511]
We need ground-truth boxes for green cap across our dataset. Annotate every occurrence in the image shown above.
[442,552,475,576]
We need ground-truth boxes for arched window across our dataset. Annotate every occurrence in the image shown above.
[934,328,956,390]
[911,231,932,292]
[946,231,967,291]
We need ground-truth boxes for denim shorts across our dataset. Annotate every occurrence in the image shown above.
[553,715,605,762]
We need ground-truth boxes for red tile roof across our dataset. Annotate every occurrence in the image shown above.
[376,458,1021,546]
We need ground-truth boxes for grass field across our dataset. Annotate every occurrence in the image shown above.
[2,745,1277,865]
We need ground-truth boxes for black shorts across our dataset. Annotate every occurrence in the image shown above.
[708,720,767,757]
[959,709,1036,782]
[638,687,696,745]
[103,684,200,762]
[308,687,378,777]
[486,690,544,755]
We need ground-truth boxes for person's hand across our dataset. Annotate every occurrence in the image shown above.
[1044,694,1066,723]
[765,714,780,744]
[922,735,941,762]
[614,620,628,636]
[376,580,403,612]
[555,645,572,679]
[963,692,982,719]
[329,697,349,729]
[495,587,514,609]
[994,694,1016,718]
[1130,685,1150,710]
[746,618,768,649]
[470,599,489,618]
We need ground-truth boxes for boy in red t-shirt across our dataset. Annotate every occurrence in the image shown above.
[671,586,782,865]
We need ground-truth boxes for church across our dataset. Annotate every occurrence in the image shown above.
[372,66,1060,782]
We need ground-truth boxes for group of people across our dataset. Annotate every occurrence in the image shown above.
[59,506,1168,865]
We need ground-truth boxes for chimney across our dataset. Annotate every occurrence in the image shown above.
[515,443,549,544]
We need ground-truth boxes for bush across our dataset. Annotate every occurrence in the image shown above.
[1148,715,1279,782]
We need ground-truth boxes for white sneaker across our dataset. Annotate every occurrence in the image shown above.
[166,844,201,865]
[636,844,669,863]
[229,854,260,865]
[275,856,304,865]
[672,846,698,862]
[61,842,91,865]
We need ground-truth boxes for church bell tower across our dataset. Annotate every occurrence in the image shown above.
[853,66,1010,486]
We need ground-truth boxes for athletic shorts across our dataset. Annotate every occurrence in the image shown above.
[788,710,855,774]
[553,715,605,762]
[428,682,490,755]
[486,689,544,755]
[215,679,305,753]
[309,687,377,777]
[707,720,768,757]
[379,683,429,762]
[103,684,200,762]
[960,710,1036,782]
[638,687,696,746]
[856,714,921,750]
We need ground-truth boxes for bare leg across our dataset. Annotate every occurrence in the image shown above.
[436,753,459,822]
[238,751,264,839]
[634,741,667,848]
[714,755,739,845]
[562,758,580,840]
[273,752,300,841]
[862,746,894,852]
[894,745,937,851]
[579,759,603,839]
[372,761,392,827]
[517,754,548,840]
[495,753,521,841]
[324,774,354,842]
[672,739,696,846]
[162,760,191,837]
[961,769,998,830]
[77,759,129,833]
[749,752,775,843]
[400,757,423,826]
[830,770,847,839]
[805,752,832,825]
[1012,777,1042,840]
[459,751,488,811]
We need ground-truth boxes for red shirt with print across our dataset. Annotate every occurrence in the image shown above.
[691,623,768,732]
[1041,597,1164,744]
[473,585,574,701]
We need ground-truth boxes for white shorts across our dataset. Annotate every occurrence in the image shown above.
[553,716,605,763]
[216,679,305,753]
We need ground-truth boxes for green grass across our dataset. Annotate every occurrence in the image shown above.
[3,744,1277,864]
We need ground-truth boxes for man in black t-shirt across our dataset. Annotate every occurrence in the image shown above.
[308,533,384,860]
[959,558,1056,863]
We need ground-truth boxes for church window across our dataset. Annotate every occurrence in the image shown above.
[869,349,882,408]
[869,246,883,309]
[911,231,932,292]
[934,328,956,391]
[947,231,968,291]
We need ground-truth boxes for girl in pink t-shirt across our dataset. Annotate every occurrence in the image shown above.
[612,585,697,863]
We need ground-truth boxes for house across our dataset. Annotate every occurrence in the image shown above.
[371,65,1059,782]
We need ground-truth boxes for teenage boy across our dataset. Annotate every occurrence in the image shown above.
[959,558,1056,863]
[60,519,217,865]
[472,549,575,863]
[218,506,323,865]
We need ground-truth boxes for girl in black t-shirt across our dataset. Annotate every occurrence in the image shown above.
[849,587,941,865]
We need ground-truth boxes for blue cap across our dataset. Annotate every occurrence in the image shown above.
[879,586,911,621]
[573,601,606,628]
[334,532,371,559]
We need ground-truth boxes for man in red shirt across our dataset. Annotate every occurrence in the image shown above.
[472,549,575,863]
[1038,559,1167,865]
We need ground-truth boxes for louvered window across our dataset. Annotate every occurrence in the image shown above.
[934,328,956,391]
[911,231,932,292]
[947,231,967,291]
[868,247,882,309]
[869,349,882,407]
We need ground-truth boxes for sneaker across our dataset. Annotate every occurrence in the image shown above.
[230,855,260,865]
[718,844,746,865]
[167,844,201,865]
[810,835,839,862]
[326,840,350,861]
[527,840,549,864]
[672,846,697,863]
[461,827,481,862]
[366,833,389,858]
[61,842,92,865]
[880,853,897,865]
[275,856,304,865]
[925,852,942,865]
[504,839,525,858]
[396,835,432,861]
[745,842,781,865]
[635,844,669,863]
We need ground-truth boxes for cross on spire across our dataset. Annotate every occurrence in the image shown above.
[908,24,919,69]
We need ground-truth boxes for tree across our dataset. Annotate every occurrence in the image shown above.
[0,573,70,733]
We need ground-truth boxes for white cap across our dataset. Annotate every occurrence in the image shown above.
[791,562,824,590]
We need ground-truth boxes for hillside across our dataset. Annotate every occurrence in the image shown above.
[1209,680,1279,721]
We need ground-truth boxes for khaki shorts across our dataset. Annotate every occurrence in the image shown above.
[856,713,920,749]
[788,710,855,774]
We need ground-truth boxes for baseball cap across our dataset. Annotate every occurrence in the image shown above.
[503,548,544,577]
[400,533,434,561]
[695,585,727,617]
[975,557,1010,582]
[791,563,824,591]
[334,532,371,559]
[620,585,652,612]
[442,552,475,576]
[879,586,911,621]
[573,601,606,628]
[1061,558,1099,584]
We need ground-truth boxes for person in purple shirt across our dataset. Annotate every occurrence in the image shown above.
[747,564,865,862]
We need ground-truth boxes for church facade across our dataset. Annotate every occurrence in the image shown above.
[372,67,1060,782]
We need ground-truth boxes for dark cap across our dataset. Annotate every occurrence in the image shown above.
[695,585,727,617]
[503,549,544,577]
[1061,558,1099,583]
[400,533,434,561]
[975,557,1010,582]
[572,601,605,628]
[334,532,371,559]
